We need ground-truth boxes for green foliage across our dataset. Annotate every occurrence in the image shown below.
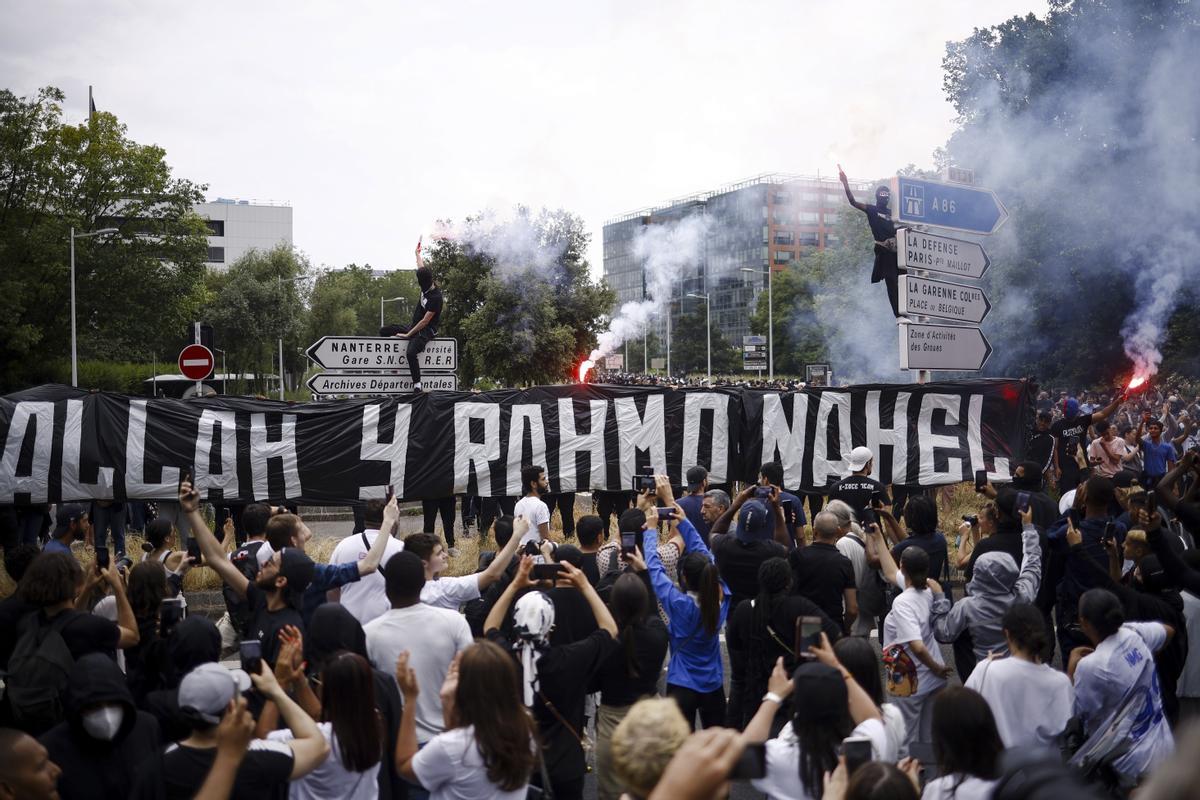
[669,311,742,376]
[0,86,209,390]
[305,264,420,341]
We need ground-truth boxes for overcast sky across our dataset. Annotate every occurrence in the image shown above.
[4,0,1045,274]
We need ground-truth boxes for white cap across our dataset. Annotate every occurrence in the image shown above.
[178,662,251,724]
[846,446,874,473]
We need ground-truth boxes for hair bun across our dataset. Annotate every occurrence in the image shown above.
[141,541,154,553]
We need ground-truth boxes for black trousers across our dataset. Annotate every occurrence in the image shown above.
[595,491,632,535]
[544,493,576,537]
[668,683,726,731]
[379,324,431,385]
[422,496,457,546]
[479,496,517,540]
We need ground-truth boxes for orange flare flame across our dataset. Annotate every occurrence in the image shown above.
[579,360,595,382]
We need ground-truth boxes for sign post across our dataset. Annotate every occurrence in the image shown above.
[898,322,992,372]
[890,176,1009,235]
[897,229,990,280]
[898,275,991,325]
[742,335,767,373]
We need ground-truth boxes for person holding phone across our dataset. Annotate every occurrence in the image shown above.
[912,688,1004,800]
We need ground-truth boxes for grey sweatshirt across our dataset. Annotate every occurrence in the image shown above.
[930,524,1041,660]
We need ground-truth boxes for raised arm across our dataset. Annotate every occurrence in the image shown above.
[1142,508,1200,596]
[249,662,329,780]
[1157,451,1198,512]
[414,237,424,270]
[1014,507,1043,603]
[102,565,140,648]
[358,494,399,576]
[838,164,867,211]
[1092,393,1125,425]
[476,517,527,591]
[180,479,248,597]
[561,561,618,637]
[482,556,536,635]
[866,523,899,582]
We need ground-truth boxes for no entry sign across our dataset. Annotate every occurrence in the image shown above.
[178,344,215,381]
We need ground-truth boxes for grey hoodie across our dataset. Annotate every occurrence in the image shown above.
[930,524,1041,660]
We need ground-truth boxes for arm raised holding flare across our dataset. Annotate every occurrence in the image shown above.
[838,164,867,211]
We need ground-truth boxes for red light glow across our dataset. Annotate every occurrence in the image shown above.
[1127,375,1148,391]
[579,360,595,382]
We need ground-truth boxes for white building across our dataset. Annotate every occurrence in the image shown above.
[196,198,293,269]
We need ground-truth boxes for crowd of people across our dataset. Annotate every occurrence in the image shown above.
[2,385,1200,799]
[589,369,809,391]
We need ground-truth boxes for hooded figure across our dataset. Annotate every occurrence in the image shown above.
[39,654,161,800]
[931,522,1042,660]
[143,616,221,743]
[512,590,556,706]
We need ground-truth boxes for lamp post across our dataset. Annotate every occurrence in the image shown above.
[69,227,119,387]
[741,266,774,380]
[380,296,407,328]
[687,292,711,381]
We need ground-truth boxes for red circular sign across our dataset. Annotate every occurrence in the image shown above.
[178,344,215,381]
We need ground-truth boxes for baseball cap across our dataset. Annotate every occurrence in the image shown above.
[846,446,874,473]
[736,499,772,542]
[178,662,251,725]
[791,662,848,724]
[52,503,87,538]
[279,548,315,597]
[686,465,709,491]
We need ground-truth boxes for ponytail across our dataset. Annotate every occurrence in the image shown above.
[144,518,173,552]
[900,546,930,591]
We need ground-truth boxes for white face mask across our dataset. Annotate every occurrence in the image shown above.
[81,705,125,741]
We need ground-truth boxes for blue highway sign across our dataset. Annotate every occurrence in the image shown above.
[890,176,1009,235]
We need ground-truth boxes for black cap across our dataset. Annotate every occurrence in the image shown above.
[52,503,87,538]
[278,548,315,604]
[686,465,708,491]
[1113,470,1138,489]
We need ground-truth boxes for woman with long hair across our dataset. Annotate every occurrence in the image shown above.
[266,647,383,800]
[834,636,904,760]
[140,518,187,572]
[592,573,668,800]
[92,560,171,702]
[913,687,1003,800]
[395,640,537,799]
[743,634,884,800]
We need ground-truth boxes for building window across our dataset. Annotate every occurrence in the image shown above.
[772,192,791,205]
[824,234,840,247]
[774,232,794,246]
[206,246,225,263]
[798,212,820,223]
[205,220,225,236]
[798,232,820,247]
[823,212,839,224]
[774,251,792,264]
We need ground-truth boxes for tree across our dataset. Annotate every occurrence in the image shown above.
[426,208,615,387]
[748,261,830,376]
[0,86,209,389]
[305,264,419,343]
[670,311,741,376]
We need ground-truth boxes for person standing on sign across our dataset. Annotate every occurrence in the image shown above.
[838,164,905,320]
[380,238,444,393]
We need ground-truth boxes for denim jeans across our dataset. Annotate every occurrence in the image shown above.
[91,502,127,556]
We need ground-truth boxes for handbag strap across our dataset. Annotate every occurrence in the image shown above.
[537,689,584,747]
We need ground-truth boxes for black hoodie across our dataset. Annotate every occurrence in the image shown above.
[39,653,161,800]
[142,616,221,743]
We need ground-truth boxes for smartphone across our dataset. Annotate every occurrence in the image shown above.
[95,545,110,570]
[632,474,656,492]
[795,616,823,660]
[1147,490,1158,514]
[530,563,565,581]
[179,467,194,497]
[974,469,988,492]
[1102,521,1117,545]
[187,540,202,565]
[728,742,766,780]
[859,507,878,527]
[160,597,185,630]
[239,639,262,676]
[842,736,874,776]
[1016,491,1031,515]
[620,532,638,554]
[386,484,395,502]
[780,498,795,525]
[655,507,677,521]
[1067,507,1081,528]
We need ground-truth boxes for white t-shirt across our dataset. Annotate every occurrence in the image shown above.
[835,534,872,635]
[753,718,889,800]
[921,775,996,800]
[328,530,405,625]
[420,574,481,610]
[883,570,946,698]
[965,656,1074,748]
[1178,591,1200,698]
[513,495,550,545]
[1074,622,1174,778]
[268,721,380,800]
[411,725,529,800]
[364,604,473,743]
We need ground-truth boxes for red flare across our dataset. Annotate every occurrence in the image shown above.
[579,360,595,382]
[1127,375,1148,391]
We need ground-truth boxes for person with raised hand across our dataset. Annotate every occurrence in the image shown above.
[194,696,255,800]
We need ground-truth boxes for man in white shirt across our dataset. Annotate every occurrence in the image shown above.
[401,518,526,609]
[513,464,551,545]
[327,498,405,625]
[364,551,473,750]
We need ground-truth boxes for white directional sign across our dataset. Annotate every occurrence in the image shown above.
[307,372,458,395]
[899,275,991,324]
[897,229,990,280]
[899,322,992,371]
[306,337,457,371]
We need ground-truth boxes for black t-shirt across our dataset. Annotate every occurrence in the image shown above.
[0,596,36,670]
[1175,502,1200,539]
[1051,413,1094,469]
[1028,430,1056,472]
[788,543,856,627]
[546,586,599,648]
[44,609,121,662]
[893,533,950,583]
[828,476,890,517]
[592,616,669,707]
[712,536,789,608]
[412,287,444,336]
[149,741,294,800]
[578,552,600,587]
[224,540,265,629]
[243,584,304,667]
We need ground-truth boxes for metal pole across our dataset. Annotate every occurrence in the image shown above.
[643,334,647,373]
[379,296,384,328]
[706,296,711,381]
[193,321,202,397]
[768,266,774,380]
[666,300,671,377]
[152,352,156,397]
[278,337,285,400]
[70,228,78,387]
[221,351,227,395]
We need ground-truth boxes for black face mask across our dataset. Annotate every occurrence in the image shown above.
[875,191,890,211]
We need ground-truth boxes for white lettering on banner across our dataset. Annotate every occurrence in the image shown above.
[359,404,411,500]
[865,392,910,485]
[682,393,730,484]
[126,401,181,499]
[453,403,500,494]
[918,394,965,483]
[194,410,239,498]
[0,401,54,502]
[249,414,301,500]
[761,394,808,489]
[614,396,666,489]
[968,394,1009,480]
[557,398,607,493]
[62,400,115,500]
[812,393,853,487]
[506,404,548,496]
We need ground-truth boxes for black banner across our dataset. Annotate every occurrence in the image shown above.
[0,381,1032,505]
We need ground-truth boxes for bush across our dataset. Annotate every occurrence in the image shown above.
[26,360,161,394]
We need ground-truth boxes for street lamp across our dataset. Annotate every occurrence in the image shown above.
[380,296,407,328]
[741,266,774,380]
[69,227,119,387]
[686,292,711,381]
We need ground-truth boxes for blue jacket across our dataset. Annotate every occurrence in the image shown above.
[644,518,730,693]
[1048,515,1126,613]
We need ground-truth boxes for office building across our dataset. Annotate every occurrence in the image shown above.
[196,198,293,269]
[602,172,872,351]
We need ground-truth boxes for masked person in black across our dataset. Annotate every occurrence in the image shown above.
[380,239,444,392]
[839,165,904,318]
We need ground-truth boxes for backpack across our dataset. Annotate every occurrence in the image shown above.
[881,643,918,698]
[5,611,77,733]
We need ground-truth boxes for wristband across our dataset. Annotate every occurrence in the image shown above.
[762,691,784,705]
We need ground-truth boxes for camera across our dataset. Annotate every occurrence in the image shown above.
[632,474,656,493]
[962,514,979,526]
